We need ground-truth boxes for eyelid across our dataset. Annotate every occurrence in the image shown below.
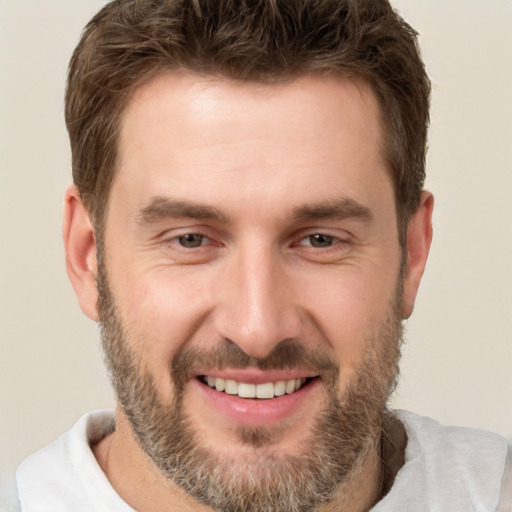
[166,231,212,245]
[297,234,336,247]
[158,228,223,264]
[161,222,233,253]
[156,223,214,240]
[292,227,351,244]
[178,233,210,247]
[156,225,210,246]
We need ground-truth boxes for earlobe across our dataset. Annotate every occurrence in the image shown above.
[402,191,434,319]
[62,185,99,321]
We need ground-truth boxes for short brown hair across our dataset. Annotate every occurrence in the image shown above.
[66,0,430,238]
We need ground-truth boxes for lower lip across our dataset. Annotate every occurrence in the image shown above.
[192,378,321,427]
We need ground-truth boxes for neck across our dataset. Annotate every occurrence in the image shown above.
[320,435,383,512]
[94,409,208,512]
[93,409,383,512]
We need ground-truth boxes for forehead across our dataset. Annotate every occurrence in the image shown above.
[112,71,391,223]
[119,71,384,158]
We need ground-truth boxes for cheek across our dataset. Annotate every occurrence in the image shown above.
[296,262,399,366]
[110,265,216,377]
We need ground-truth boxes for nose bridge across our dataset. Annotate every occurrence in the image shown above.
[214,237,299,359]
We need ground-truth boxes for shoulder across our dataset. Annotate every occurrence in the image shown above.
[395,409,508,464]
[15,410,132,512]
[374,410,511,512]
[17,409,115,485]
[1,469,21,512]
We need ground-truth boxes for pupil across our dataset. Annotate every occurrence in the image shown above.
[179,234,203,248]
[310,234,333,247]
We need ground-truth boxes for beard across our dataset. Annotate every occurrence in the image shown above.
[97,261,403,512]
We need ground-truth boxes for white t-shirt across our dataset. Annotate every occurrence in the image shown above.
[10,410,512,511]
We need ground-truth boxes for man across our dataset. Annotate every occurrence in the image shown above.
[9,0,511,511]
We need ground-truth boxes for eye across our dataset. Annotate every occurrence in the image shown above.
[301,234,336,248]
[177,233,209,248]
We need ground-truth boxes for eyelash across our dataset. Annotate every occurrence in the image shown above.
[296,233,338,248]
[163,231,347,252]
[162,231,213,249]
[176,233,210,248]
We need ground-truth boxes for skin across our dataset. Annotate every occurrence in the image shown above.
[63,72,433,511]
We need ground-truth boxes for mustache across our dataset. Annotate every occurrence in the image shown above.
[171,338,340,390]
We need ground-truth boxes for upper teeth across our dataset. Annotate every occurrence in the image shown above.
[204,376,304,399]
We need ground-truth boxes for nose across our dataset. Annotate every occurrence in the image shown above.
[213,241,301,359]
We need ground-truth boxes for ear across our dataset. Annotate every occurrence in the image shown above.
[402,191,434,319]
[62,185,99,321]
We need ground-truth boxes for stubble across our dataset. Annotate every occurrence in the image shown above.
[97,259,403,512]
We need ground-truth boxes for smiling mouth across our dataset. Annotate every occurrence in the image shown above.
[199,376,317,399]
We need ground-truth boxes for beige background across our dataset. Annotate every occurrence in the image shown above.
[1,0,511,475]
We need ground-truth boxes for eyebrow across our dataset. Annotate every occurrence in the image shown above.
[137,196,373,225]
[291,198,373,223]
[138,196,230,224]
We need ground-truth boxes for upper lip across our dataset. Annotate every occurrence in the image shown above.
[194,369,319,384]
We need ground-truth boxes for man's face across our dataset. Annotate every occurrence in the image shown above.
[97,73,407,511]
